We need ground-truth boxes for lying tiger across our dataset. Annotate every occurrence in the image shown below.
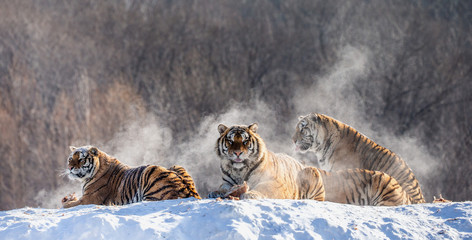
[208,123,410,206]
[62,146,200,208]
[293,113,426,204]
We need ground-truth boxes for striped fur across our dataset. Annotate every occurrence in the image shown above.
[292,113,425,204]
[209,123,306,199]
[62,146,200,208]
[299,167,412,206]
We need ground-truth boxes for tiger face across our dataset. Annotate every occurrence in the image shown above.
[66,146,99,180]
[217,123,260,169]
[292,113,324,152]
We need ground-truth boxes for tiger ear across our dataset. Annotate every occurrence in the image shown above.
[69,146,77,152]
[218,124,228,134]
[248,123,258,133]
[89,146,99,156]
[309,113,320,122]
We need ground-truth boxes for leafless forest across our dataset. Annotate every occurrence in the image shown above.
[0,0,470,210]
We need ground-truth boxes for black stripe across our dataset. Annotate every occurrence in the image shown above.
[143,166,157,188]
[351,172,364,204]
[89,184,108,195]
[323,136,332,154]
[136,166,147,186]
[380,182,401,203]
[110,165,126,186]
[123,190,131,204]
[333,120,340,131]
[354,132,362,151]
[142,166,156,192]
[221,166,237,185]
[144,172,171,193]
[82,179,92,193]
[123,170,135,201]
[160,189,178,199]
[394,167,409,183]
[360,169,369,189]
[374,150,390,170]
[344,125,350,138]
[244,159,263,182]
[84,163,116,192]
[372,173,384,204]
[381,155,397,176]
[349,184,355,204]
[366,155,377,170]
[410,191,422,198]
[222,178,233,185]
[145,184,174,197]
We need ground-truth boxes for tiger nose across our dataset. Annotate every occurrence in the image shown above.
[69,166,74,170]
[234,150,242,157]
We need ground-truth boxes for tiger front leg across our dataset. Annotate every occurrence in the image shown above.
[61,193,97,208]
[61,193,81,208]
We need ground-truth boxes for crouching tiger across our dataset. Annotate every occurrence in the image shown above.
[298,167,412,206]
[62,146,200,208]
[293,113,425,204]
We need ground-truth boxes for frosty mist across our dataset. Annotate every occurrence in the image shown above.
[294,45,439,197]
[38,46,439,208]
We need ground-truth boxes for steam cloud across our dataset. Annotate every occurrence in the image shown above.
[38,45,439,208]
[294,45,439,195]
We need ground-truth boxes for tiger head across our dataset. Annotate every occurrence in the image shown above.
[292,113,325,152]
[216,123,264,169]
[66,145,100,181]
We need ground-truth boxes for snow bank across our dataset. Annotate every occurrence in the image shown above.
[0,199,471,240]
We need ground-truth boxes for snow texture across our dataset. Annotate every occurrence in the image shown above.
[0,199,471,240]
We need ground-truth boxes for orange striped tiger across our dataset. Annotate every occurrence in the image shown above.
[208,123,306,199]
[293,113,425,204]
[61,146,200,208]
[298,167,412,206]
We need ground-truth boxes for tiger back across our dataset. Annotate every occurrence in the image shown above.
[62,146,200,208]
[298,167,412,206]
[293,113,425,204]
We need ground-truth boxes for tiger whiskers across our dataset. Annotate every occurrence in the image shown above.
[57,168,70,178]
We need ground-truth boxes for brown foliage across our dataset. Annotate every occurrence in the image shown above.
[0,0,470,209]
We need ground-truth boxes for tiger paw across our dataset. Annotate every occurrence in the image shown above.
[62,193,78,204]
[433,194,451,203]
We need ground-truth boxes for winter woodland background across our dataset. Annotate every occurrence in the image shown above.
[0,0,471,210]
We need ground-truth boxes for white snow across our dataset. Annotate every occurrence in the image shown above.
[0,199,471,240]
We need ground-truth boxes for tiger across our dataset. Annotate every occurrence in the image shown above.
[208,123,306,200]
[61,145,200,208]
[292,113,426,204]
[298,167,412,206]
[208,123,410,206]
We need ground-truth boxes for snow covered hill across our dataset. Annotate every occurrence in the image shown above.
[0,199,471,240]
